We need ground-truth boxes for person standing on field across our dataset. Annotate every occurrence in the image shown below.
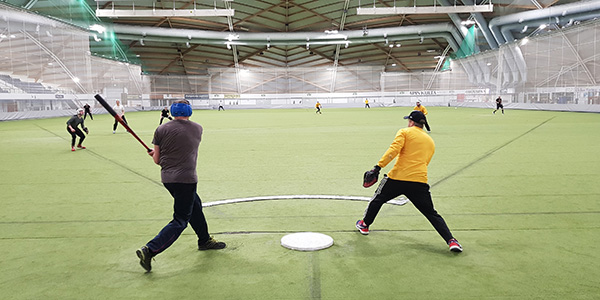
[315,101,322,114]
[159,106,173,125]
[83,103,93,120]
[493,96,504,114]
[413,101,431,132]
[66,108,88,152]
[365,99,370,108]
[356,110,462,253]
[136,100,226,272]
[112,100,127,133]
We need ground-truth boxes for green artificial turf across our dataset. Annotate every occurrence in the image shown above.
[1,107,599,299]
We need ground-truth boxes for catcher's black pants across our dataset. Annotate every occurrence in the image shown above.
[67,127,85,147]
[363,176,454,242]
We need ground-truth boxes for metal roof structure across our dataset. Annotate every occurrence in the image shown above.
[1,0,592,78]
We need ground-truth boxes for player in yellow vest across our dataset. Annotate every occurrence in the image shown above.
[356,110,462,252]
[365,99,370,108]
[315,101,322,114]
[413,101,431,132]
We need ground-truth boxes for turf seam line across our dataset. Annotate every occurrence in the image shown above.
[430,116,557,188]
[84,150,162,187]
[1,210,598,225]
[3,227,598,240]
[34,124,162,187]
[309,252,321,300]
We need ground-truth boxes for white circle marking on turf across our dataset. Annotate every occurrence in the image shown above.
[281,232,334,251]
[202,194,408,207]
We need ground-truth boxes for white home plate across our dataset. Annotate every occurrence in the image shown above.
[281,232,334,251]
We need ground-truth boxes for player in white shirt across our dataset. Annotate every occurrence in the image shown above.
[112,100,128,133]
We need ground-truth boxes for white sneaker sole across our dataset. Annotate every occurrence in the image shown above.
[449,246,463,252]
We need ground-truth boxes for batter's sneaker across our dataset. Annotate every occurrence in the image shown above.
[71,147,76,151]
[77,145,86,149]
[198,237,226,250]
[136,245,154,272]
[448,239,463,252]
[355,220,369,235]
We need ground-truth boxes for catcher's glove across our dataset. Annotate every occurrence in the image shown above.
[83,127,89,134]
[363,165,381,188]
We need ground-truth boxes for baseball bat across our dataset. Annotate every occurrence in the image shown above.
[94,94,152,152]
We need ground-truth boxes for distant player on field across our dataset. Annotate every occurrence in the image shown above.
[159,106,173,125]
[315,101,322,114]
[83,103,93,120]
[365,99,370,108]
[66,108,88,151]
[112,100,128,133]
[493,96,504,114]
[412,101,431,132]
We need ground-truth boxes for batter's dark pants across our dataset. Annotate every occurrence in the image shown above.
[67,127,85,147]
[113,115,128,131]
[363,176,454,242]
[146,183,211,255]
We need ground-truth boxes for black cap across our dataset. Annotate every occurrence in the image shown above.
[404,110,426,123]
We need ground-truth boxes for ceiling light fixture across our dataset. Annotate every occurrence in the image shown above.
[89,24,106,34]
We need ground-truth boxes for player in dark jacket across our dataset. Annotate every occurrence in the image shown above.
[66,108,88,151]
[493,97,504,114]
[83,103,93,120]
[159,106,173,125]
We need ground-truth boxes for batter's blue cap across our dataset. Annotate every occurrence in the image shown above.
[170,102,192,117]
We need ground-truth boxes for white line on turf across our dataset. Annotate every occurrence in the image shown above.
[202,195,409,207]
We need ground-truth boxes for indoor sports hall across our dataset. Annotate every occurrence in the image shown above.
[1,1,599,299]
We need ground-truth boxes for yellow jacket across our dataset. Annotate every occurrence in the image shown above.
[377,126,435,183]
[413,104,428,115]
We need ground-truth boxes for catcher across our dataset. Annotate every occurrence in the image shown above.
[66,108,89,151]
[358,110,462,252]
